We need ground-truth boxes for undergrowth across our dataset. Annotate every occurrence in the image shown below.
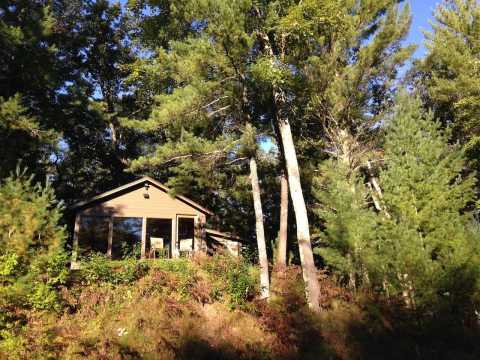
[1,254,479,359]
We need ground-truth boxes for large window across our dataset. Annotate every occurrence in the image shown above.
[112,217,143,259]
[146,218,172,258]
[178,217,194,253]
[78,216,109,257]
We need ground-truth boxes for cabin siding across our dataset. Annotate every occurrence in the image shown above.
[79,185,201,218]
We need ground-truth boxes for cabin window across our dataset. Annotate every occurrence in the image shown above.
[112,217,143,259]
[78,216,109,257]
[178,217,195,254]
[146,218,172,258]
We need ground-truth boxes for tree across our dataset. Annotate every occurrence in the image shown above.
[124,1,272,298]
[250,0,413,312]
[313,130,378,290]
[417,0,480,173]
[0,95,58,179]
[276,171,289,267]
[376,92,479,309]
[52,0,141,203]
[0,168,68,331]
[0,0,65,178]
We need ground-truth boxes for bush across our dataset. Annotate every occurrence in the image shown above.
[150,258,197,297]
[0,253,19,279]
[80,254,149,285]
[27,283,60,311]
[202,254,258,309]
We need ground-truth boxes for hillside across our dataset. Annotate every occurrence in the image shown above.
[1,255,479,360]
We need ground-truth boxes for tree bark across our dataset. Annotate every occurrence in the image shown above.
[249,156,270,299]
[257,29,321,312]
[277,116,321,312]
[277,172,288,267]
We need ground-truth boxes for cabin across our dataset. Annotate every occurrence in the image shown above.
[70,176,241,268]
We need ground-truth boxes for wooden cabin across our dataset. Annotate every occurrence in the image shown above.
[70,176,241,268]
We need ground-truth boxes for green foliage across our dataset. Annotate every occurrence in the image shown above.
[27,283,60,312]
[80,254,149,286]
[0,170,67,350]
[0,95,58,180]
[0,253,19,278]
[419,0,480,170]
[377,92,479,309]
[149,258,197,297]
[314,92,480,312]
[313,156,378,287]
[0,169,64,259]
[202,254,258,308]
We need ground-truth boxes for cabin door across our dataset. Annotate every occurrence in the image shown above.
[146,218,172,258]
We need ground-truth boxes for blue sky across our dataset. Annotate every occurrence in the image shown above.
[407,0,441,59]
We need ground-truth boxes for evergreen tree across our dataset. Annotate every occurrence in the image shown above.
[377,92,479,309]
[52,0,141,203]
[313,131,378,289]
[124,1,272,298]
[0,168,68,329]
[417,0,480,174]
[0,0,63,178]
[250,0,413,310]
[0,95,58,179]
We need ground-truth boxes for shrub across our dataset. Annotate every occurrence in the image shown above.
[27,283,60,311]
[150,258,197,297]
[202,254,258,309]
[0,253,19,279]
[80,253,114,284]
[80,254,149,285]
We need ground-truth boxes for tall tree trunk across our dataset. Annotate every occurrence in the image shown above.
[249,156,270,299]
[257,30,321,312]
[277,171,288,267]
[277,115,321,312]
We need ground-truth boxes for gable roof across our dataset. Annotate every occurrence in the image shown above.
[70,176,213,215]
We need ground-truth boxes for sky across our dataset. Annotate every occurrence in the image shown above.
[407,0,442,59]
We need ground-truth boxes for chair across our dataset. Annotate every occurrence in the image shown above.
[149,237,169,259]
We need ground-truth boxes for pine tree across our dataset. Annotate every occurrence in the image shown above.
[417,0,480,174]
[52,0,141,204]
[250,0,414,311]
[377,92,479,309]
[0,168,68,320]
[0,95,58,179]
[124,1,272,298]
[0,168,64,259]
[313,131,378,290]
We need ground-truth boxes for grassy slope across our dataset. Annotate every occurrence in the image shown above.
[2,256,480,360]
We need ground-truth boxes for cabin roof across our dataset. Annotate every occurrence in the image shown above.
[205,228,241,241]
[70,176,213,216]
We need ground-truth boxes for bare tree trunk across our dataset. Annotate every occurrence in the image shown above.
[249,156,270,299]
[277,172,288,267]
[256,30,321,311]
[278,117,321,312]
[109,121,118,150]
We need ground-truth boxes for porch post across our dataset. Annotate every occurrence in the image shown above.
[141,217,147,259]
[172,217,179,258]
[107,217,113,258]
[71,213,81,270]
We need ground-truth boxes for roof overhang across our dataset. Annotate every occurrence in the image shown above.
[205,228,242,242]
[70,176,213,216]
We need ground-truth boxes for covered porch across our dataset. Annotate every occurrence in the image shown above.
[69,177,211,268]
